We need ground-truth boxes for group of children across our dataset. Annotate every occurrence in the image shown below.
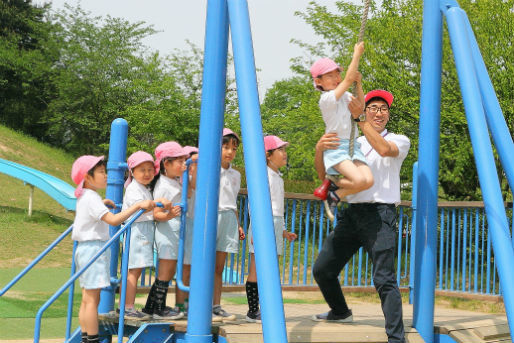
[72,40,386,340]
[71,129,297,342]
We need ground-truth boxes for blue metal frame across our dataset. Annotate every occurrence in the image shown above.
[99,118,129,318]
[185,0,228,341]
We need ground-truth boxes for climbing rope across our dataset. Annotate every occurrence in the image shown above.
[348,0,371,156]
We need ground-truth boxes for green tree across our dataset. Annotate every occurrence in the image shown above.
[44,5,159,154]
[0,0,57,138]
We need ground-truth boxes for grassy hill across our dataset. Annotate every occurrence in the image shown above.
[0,125,76,268]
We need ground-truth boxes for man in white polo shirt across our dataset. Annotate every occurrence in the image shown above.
[312,90,410,343]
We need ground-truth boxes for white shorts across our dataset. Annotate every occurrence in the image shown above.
[75,240,111,290]
[126,221,155,269]
[216,210,239,253]
[248,216,285,256]
[184,217,194,265]
[155,217,180,260]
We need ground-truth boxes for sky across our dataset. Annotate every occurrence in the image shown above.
[43,0,341,94]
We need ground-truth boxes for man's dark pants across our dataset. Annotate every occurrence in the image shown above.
[313,203,405,343]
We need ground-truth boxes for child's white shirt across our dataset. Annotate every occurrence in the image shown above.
[320,90,358,139]
[154,175,182,205]
[218,165,241,211]
[122,180,154,223]
[72,189,110,242]
[268,166,285,217]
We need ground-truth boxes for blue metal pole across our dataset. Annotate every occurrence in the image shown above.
[65,240,78,340]
[99,118,128,317]
[462,15,514,191]
[409,162,418,304]
[0,225,73,296]
[227,0,287,341]
[462,209,467,292]
[177,159,193,293]
[439,209,444,290]
[444,4,514,336]
[303,201,311,285]
[186,0,228,341]
[413,0,443,340]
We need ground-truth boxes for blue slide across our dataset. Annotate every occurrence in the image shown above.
[0,158,76,211]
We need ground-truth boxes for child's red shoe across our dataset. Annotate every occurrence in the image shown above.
[313,179,331,200]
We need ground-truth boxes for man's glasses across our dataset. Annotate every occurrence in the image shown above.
[366,106,389,114]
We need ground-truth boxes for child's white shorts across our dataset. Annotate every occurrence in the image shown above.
[155,217,180,260]
[75,240,111,290]
[216,210,239,253]
[184,217,194,265]
[126,221,155,269]
[323,139,367,175]
[248,216,285,256]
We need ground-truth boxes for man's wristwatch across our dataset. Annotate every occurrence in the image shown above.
[353,113,366,122]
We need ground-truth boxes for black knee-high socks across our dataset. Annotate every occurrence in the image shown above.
[245,281,259,313]
[142,282,157,314]
[153,279,169,313]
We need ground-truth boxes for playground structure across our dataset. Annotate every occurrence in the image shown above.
[1,0,513,342]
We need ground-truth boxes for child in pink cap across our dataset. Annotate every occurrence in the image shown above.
[310,42,373,204]
[244,135,298,323]
[70,155,155,343]
[212,128,246,322]
[141,142,187,320]
[119,151,170,320]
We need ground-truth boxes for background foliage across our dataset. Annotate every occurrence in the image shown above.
[0,0,512,200]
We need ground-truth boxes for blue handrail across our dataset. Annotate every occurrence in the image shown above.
[0,224,73,296]
[34,203,163,343]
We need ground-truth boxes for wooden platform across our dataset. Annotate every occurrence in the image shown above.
[99,302,510,343]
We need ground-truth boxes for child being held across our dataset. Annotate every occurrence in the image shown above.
[310,42,373,204]
[71,155,155,343]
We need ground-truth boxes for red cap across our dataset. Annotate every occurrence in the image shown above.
[223,128,240,140]
[365,89,394,107]
[154,142,187,174]
[125,151,154,188]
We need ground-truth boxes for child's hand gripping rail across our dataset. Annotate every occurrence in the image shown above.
[33,202,164,343]
[175,158,197,293]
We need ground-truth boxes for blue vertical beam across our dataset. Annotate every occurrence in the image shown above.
[413,0,443,341]
[444,4,514,335]
[409,162,418,304]
[99,118,128,318]
[227,1,288,341]
[186,0,229,341]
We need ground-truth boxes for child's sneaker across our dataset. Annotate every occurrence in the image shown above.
[311,309,353,323]
[116,308,152,321]
[153,306,184,320]
[212,305,236,322]
[245,310,261,323]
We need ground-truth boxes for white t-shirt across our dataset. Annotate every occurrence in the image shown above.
[268,166,285,217]
[218,165,241,211]
[346,130,410,205]
[72,189,110,242]
[320,90,358,140]
[153,175,182,205]
[122,180,153,223]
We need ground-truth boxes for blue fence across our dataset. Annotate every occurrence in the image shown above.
[138,193,514,297]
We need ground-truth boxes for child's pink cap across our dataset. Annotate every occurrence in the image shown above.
[71,155,104,198]
[310,58,342,90]
[264,135,289,151]
[365,89,394,107]
[125,151,155,188]
[154,141,187,174]
[183,145,199,156]
[223,128,240,140]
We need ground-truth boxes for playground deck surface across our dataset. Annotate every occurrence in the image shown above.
[1,296,509,343]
